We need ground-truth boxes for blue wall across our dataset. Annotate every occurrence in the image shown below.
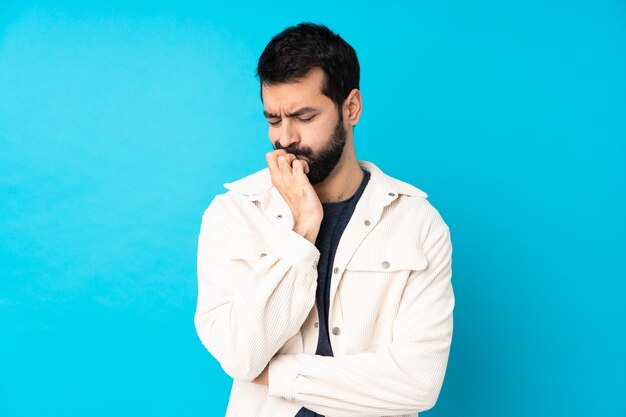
[1,1,624,416]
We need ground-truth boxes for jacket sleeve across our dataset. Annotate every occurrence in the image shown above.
[267,228,454,417]
[194,195,320,382]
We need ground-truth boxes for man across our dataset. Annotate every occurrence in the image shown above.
[194,22,454,417]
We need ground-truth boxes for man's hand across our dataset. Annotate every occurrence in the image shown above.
[266,149,323,244]
[252,363,269,385]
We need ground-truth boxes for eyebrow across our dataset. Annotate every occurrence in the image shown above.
[263,106,318,119]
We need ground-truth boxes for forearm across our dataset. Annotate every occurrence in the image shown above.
[196,263,315,380]
[195,199,321,381]
[267,337,452,417]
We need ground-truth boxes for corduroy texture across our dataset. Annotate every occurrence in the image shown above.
[195,161,454,417]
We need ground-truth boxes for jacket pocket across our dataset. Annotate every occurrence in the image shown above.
[339,240,429,353]
[345,238,428,273]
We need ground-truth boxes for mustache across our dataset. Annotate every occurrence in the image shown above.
[273,141,313,157]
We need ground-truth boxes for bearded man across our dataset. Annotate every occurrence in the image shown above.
[194,22,455,417]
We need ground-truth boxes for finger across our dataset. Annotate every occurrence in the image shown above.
[266,151,283,186]
[293,158,310,174]
[292,159,304,176]
[267,149,288,163]
[292,159,309,176]
[292,160,312,188]
[277,154,295,181]
[277,153,296,170]
[266,151,279,173]
[284,153,297,167]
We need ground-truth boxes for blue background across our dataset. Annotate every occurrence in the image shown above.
[1,1,624,416]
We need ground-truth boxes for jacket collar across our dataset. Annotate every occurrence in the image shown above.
[223,160,428,199]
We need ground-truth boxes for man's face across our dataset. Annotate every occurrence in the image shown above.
[262,67,346,185]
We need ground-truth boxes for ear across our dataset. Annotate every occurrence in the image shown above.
[343,88,362,127]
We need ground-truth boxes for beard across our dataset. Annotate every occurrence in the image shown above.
[274,113,346,185]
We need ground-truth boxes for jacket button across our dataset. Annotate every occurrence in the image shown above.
[381,261,390,269]
[276,213,283,219]
[313,260,318,268]
[259,253,267,258]
[314,322,319,328]
[364,219,370,226]
[331,327,341,335]
[333,267,339,274]
[388,192,395,197]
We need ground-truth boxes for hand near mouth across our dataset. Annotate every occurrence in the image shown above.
[266,149,323,244]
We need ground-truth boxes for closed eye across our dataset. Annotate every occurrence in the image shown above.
[268,115,315,126]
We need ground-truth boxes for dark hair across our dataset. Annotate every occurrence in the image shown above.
[256,22,360,110]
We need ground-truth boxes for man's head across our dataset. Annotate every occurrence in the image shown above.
[257,23,361,185]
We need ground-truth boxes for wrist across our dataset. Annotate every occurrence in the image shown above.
[293,222,319,244]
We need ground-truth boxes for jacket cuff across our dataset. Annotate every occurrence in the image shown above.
[268,354,297,401]
[275,228,320,271]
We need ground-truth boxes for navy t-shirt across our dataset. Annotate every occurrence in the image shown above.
[294,167,371,417]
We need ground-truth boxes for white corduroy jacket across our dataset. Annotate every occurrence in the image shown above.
[194,160,454,417]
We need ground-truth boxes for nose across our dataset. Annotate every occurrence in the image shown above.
[277,118,300,149]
